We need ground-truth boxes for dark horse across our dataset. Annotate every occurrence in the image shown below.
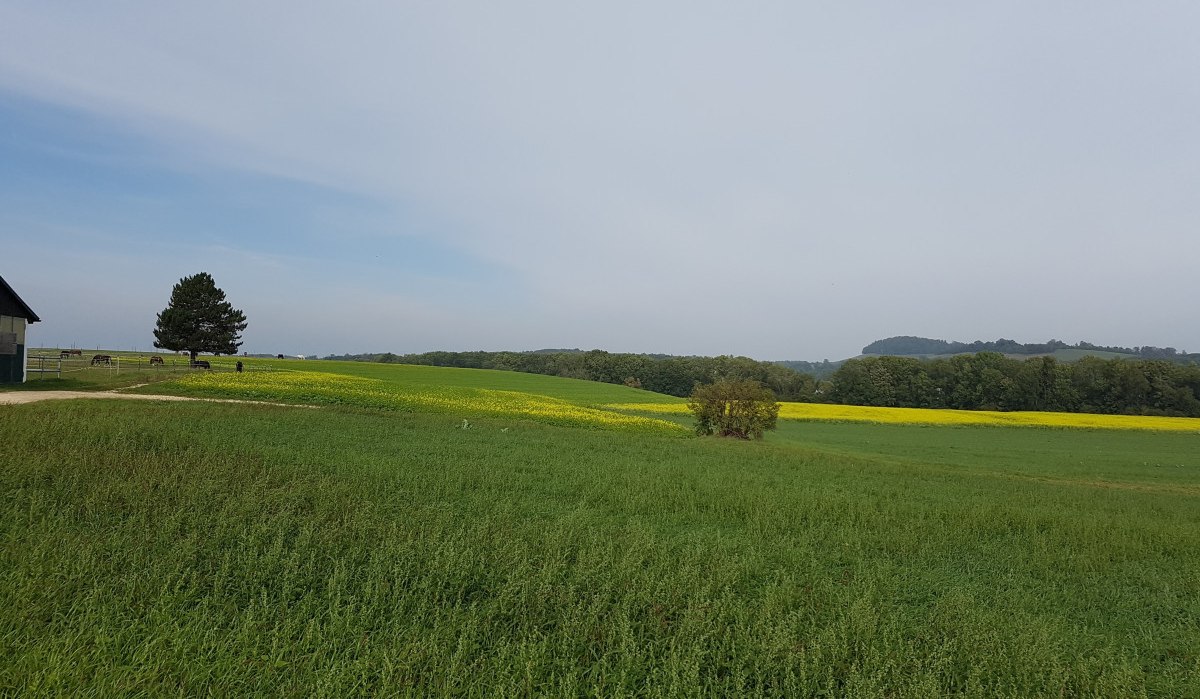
[149,356,164,365]
[191,360,211,370]
[90,354,112,365]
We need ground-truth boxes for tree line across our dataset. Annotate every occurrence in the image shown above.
[863,335,1200,362]
[325,350,819,401]
[828,353,1200,417]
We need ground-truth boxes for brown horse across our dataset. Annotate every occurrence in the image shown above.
[149,356,164,365]
[90,354,112,365]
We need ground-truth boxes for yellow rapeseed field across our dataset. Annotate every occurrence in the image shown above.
[605,400,1200,433]
[173,371,688,435]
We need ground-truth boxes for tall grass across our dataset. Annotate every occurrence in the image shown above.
[2,399,1197,696]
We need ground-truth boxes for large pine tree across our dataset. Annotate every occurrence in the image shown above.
[153,273,248,364]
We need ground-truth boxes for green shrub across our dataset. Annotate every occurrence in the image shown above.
[687,379,780,439]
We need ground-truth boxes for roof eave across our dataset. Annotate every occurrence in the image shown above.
[0,275,41,323]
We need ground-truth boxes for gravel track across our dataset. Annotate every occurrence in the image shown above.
[0,390,314,408]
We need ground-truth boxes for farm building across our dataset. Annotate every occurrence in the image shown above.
[0,275,41,384]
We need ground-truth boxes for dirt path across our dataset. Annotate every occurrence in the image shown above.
[0,390,315,409]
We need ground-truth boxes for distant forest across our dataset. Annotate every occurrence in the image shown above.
[864,336,1199,362]
[325,347,1200,417]
[829,353,1200,417]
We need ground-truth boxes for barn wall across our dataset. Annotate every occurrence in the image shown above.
[2,315,27,344]
[0,315,27,384]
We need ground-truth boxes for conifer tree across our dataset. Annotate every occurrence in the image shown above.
[153,273,247,364]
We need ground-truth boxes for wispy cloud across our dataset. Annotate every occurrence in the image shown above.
[2,3,1199,357]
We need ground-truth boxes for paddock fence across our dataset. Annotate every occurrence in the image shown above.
[24,350,277,380]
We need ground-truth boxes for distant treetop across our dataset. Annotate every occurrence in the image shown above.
[862,336,1195,362]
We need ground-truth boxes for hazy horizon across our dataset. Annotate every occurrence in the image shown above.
[18,328,1192,364]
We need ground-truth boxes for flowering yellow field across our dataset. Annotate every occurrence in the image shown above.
[170,371,688,435]
[605,400,1200,433]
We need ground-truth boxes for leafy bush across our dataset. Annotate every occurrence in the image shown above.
[688,379,780,439]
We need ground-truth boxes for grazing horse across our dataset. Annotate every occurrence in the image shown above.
[149,356,164,365]
[191,360,211,370]
[90,354,112,365]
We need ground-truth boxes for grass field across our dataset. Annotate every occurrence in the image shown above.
[3,359,1199,696]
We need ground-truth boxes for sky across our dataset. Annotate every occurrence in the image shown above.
[1,3,1198,360]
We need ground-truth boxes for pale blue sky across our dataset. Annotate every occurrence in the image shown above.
[2,3,1198,359]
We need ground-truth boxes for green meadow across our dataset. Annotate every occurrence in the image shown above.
[2,359,1198,696]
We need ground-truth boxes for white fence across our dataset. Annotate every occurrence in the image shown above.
[23,351,232,380]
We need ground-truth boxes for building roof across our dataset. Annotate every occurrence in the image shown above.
[0,275,41,323]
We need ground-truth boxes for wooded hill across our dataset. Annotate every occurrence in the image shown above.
[864,336,1199,362]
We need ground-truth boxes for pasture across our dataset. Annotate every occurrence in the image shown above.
[17,348,205,391]
[2,359,1198,696]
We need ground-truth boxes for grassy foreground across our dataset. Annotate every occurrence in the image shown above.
[2,364,1199,696]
